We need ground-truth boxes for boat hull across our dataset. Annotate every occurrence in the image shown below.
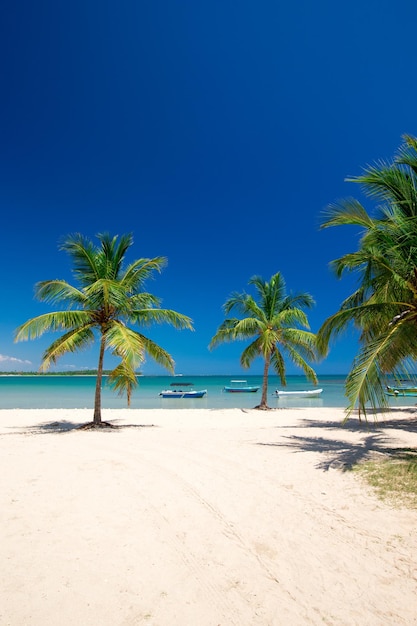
[275,389,323,397]
[159,390,207,398]
[223,386,259,393]
[386,386,417,397]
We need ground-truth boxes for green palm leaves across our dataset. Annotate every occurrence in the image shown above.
[15,233,193,425]
[210,273,318,409]
[318,135,417,415]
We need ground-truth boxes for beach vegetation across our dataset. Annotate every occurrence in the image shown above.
[353,452,417,509]
[318,135,417,417]
[15,233,193,427]
[209,272,318,409]
[0,370,118,376]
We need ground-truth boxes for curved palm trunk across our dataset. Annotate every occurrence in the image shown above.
[93,335,106,424]
[258,355,270,409]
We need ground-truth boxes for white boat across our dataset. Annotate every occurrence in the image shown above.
[223,380,260,393]
[275,388,323,397]
[159,382,207,398]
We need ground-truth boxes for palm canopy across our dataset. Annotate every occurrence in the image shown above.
[318,135,417,415]
[210,273,318,409]
[15,232,193,424]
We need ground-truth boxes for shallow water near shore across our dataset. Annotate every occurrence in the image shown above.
[1,374,415,410]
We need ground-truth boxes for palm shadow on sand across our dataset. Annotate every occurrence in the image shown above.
[257,407,417,471]
[2,420,157,435]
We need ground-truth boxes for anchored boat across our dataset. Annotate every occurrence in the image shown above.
[159,383,207,398]
[275,388,323,397]
[386,385,417,397]
[223,380,260,393]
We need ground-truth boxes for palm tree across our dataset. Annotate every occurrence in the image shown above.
[209,272,318,409]
[15,233,193,426]
[317,135,417,415]
[107,360,138,407]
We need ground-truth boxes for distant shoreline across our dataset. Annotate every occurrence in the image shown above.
[0,372,349,377]
[0,371,110,377]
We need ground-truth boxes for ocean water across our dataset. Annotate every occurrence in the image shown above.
[0,374,415,410]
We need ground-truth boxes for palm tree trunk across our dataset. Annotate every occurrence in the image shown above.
[93,335,106,424]
[259,355,270,408]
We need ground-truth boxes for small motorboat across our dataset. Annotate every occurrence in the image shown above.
[159,382,207,398]
[386,385,417,397]
[223,380,260,393]
[275,388,323,397]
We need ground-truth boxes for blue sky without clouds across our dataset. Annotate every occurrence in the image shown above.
[1,1,417,376]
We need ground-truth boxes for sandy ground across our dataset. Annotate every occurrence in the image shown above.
[0,406,416,626]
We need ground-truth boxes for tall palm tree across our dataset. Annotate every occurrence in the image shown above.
[209,273,318,409]
[317,135,417,415]
[15,233,193,426]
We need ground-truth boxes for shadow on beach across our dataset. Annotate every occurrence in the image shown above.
[258,435,417,471]
[272,406,417,434]
[256,407,417,471]
[1,420,157,435]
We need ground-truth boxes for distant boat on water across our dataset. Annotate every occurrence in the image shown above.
[275,388,323,398]
[223,380,260,393]
[159,382,207,398]
[386,385,417,397]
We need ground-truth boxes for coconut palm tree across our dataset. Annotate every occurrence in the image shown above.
[209,272,318,409]
[317,135,417,415]
[15,233,193,426]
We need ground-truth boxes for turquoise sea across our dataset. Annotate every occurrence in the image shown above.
[0,374,415,410]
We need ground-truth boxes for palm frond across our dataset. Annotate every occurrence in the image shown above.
[316,301,404,357]
[60,233,101,284]
[344,338,393,415]
[104,323,146,368]
[35,280,86,306]
[320,198,375,230]
[40,327,95,371]
[131,308,193,330]
[396,134,417,180]
[223,292,265,321]
[107,360,139,406]
[15,311,93,341]
[230,317,263,338]
[281,328,318,360]
[240,339,262,368]
[208,319,240,349]
[349,162,415,209]
[282,292,315,310]
[107,361,138,387]
[273,307,310,329]
[284,343,319,384]
[209,316,263,346]
[249,273,285,317]
[83,279,131,312]
[126,292,162,310]
[138,335,176,373]
[99,232,133,279]
[121,256,168,291]
[270,347,286,384]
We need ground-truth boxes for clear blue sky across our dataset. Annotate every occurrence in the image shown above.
[1,1,417,376]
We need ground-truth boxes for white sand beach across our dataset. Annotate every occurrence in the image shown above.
[1,407,416,625]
